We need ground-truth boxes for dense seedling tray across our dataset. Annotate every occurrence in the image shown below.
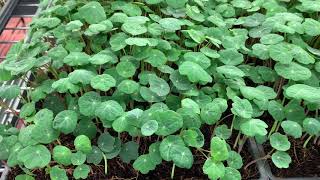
[1,0,320,180]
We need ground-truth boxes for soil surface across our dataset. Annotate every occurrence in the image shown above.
[265,137,320,178]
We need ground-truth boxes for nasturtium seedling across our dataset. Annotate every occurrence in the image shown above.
[3,0,320,177]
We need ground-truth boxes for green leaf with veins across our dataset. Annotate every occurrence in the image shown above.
[78,91,101,117]
[95,100,124,122]
[90,74,116,91]
[281,120,302,138]
[71,151,86,165]
[270,133,291,151]
[272,151,291,168]
[78,2,106,24]
[18,145,51,169]
[179,61,212,83]
[203,158,225,180]
[231,97,253,119]
[73,164,90,179]
[74,135,92,154]
[53,110,78,134]
[53,145,72,166]
[274,62,311,81]
[240,119,268,137]
[210,137,229,161]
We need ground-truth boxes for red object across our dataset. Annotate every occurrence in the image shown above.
[0,17,32,61]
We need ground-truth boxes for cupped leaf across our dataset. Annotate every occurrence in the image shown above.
[270,133,291,151]
[281,120,302,138]
[53,145,72,166]
[303,118,320,135]
[272,151,291,168]
[74,135,92,154]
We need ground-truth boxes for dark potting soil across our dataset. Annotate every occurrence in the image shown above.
[265,137,320,178]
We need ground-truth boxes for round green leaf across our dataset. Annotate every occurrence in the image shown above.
[116,61,136,78]
[181,128,204,148]
[227,151,243,169]
[86,146,103,165]
[275,62,311,81]
[53,145,72,166]
[68,69,96,85]
[74,135,92,154]
[63,52,90,66]
[179,61,212,83]
[71,151,87,165]
[73,164,90,179]
[90,74,116,91]
[15,175,35,180]
[270,133,291,151]
[50,166,68,180]
[149,76,170,96]
[18,145,51,169]
[210,137,229,161]
[281,120,302,138]
[97,132,115,153]
[272,151,291,168]
[95,100,124,122]
[145,49,167,67]
[231,97,253,119]
[119,141,139,163]
[218,48,244,65]
[78,91,101,117]
[118,80,139,94]
[303,118,320,135]
[203,159,226,180]
[133,154,157,174]
[221,167,241,180]
[151,110,183,136]
[260,34,284,45]
[53,110,78,134]
[240,119,268,137]
[141,120,159,136]
[78,2,106,24]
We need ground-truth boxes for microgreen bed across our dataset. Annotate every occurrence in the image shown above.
[1,0,320,179]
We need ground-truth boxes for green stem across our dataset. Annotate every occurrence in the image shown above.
[171,163,175,179]
[102,153,108,175]
[233,132,241,149]
[268,120,278,138]
[303,135,313,148]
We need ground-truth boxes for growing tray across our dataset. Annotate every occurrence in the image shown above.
[249,139,320,180]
